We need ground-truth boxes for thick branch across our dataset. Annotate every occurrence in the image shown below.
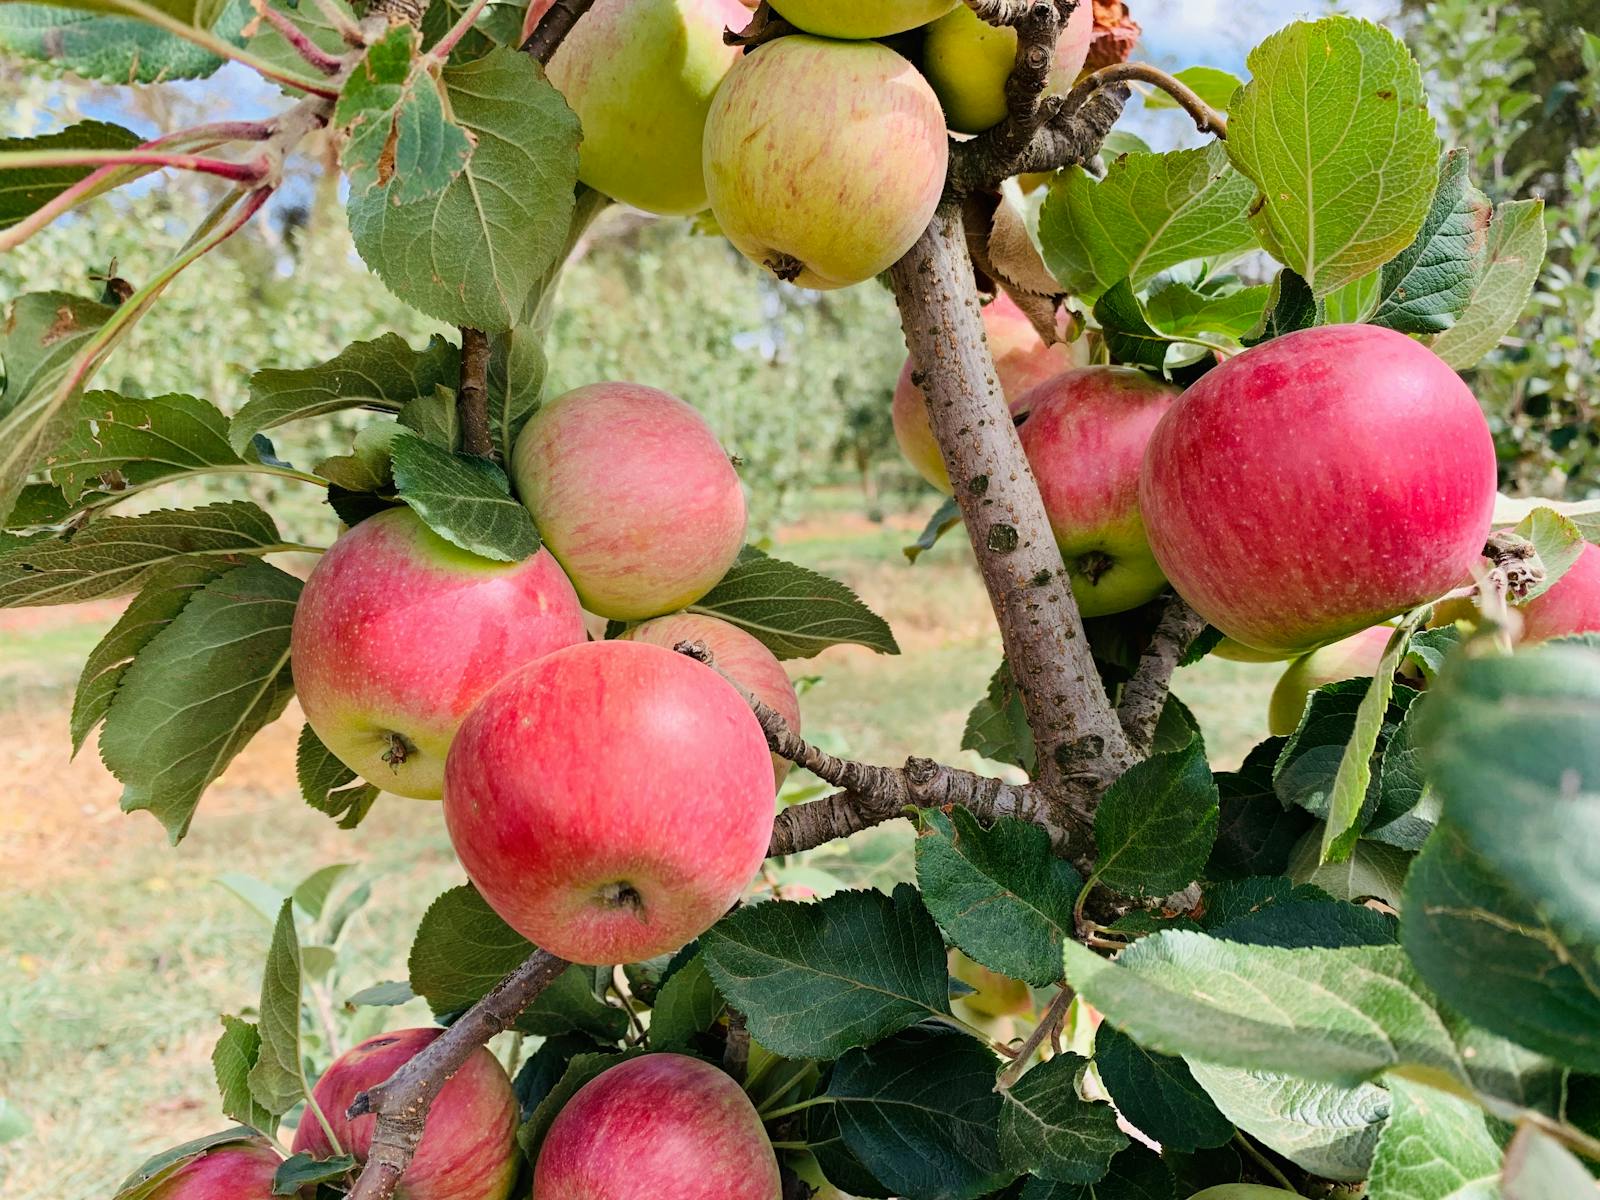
[345,949,568,1200]
[1063,62,1228,138]
[521,0,597,63]
[456,327,493,459]
[1117,595,1207,756]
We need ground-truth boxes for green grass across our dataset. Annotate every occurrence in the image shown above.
[0,499,1277,1196]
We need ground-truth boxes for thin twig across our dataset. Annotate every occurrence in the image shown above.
[0,149,269,183]
[996,987,1074,1089]
[456,328,493,459]
[425,0,493,63]
[521,0,598,64]
[252,0,345,73]
[1234,1130,1297,1191]
[1117,595,1207,756]
[1064,61,1228,137]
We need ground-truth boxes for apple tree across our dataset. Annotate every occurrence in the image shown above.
[3,1,1599,1198]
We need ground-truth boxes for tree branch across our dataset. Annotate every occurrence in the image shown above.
[962,0,1046,23]
[1063,62,1229,138]
[345,949,568,1200]
[521,0,597,63]
[456,327,493,459]
[1117,595,1207,756]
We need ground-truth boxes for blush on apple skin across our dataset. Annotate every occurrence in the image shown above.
[146,1141,282,1200]
[534,1054,782,1200]
[291,506,587,801]
[1267,624,1394,736]
[1140,324,1498,657]
[442,640,775,966]
[292,1028,520,1200]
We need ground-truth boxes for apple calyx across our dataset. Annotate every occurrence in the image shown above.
[381,731,416,771]
[1484,530,1545,599]
[1075,550,1114,585]
[596,880,647,914]
[764,252,805,282]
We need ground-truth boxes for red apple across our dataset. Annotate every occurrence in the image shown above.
[893,293,1087,493]
[292,1028,518,1200]
[620,612,800,788]
[1140,325,1497,656]
[1267,624,1394,736]
[443,640,774,965]
[533,1054,781,1200]
[146,1141,281,1200]
[511,383,746,621]
[291,506,586,800]
[1017,366,1178,617]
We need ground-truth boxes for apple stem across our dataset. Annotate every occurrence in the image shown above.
[996,986,1075,1090]
[520,0,598,64]
[1116,594,1209,755]
[1063,62,1230,140]
[723,2,797,49]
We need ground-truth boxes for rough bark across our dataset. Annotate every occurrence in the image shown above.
[1117,595,1207,755]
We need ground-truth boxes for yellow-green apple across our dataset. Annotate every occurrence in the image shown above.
[950,949,1033,1018]
[292,1028,519,1200]
[1187,1190,1303,1200]
[1016,366,1178,617]
[1267,625,1394,736]
[291,506,585,800]
[145,1141,282,1200]
[620,612,799,788]
[534,1054,781,1199]
[893,293,1087,493]
[443,640,774,964]
[922,0,1094,133]
[1140,325,1497,656]
[1210,637,1298,664]
[511,382,746,621]
[522,0,749,215]
[703,36,947,289]
[768,0,956,38]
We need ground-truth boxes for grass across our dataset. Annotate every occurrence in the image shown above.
[0,495,1277,1197]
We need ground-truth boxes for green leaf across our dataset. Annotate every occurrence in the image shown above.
[1403,627,1461,681]
[648,953,726,1052]
[398,384,461,450]
[271,1154,358,1195]
[1417,644,1600,944]
[1092,281,1173,371]
[1274,677,1418,830]
[1227,16,1440,297]
[1188,1065,1387,1181]
[1243,269,1324,345]
[1208,738,1315,880]
[1142,66,1243,112]
[1324,270,1382,324]
[1019,1146,1175,1199]
[1092,741,1219,897]
[1400,823,1600,1073]
[1001,1053,1127,1183]
[232,333,459,455]
[112,1129,264,1200]
[1286,831,1412,905]
[211,1015,273,1134]
[292,864,353,922]
[348,48,580,331]
[389,432,538,561]
[98,561,299,842]
[916,808,1080,986]
[246,900,309,1119]
[1503,1126,1600,1199]
[488,324,547,463]
[904,495,962,564]
[295,724,379,831]
[828,1025,1011,1200]
[1507,506,1586,603]
[688,546,899,660]
[699,885,951,1059]
[345,980,414,1007]
[962,659,1035,773]
[47,391,243,505]
[516,1049,640,1164]
[0,0,249,82]
[407,884,626,1040]
[334,24,472,203]
[1093,1024,1233,1153]
[0,120,141,230]
[1038,144,1257,302]
[1370,149,1493,335]
[1428,199,1546,369]
[1141,280,1272,342]
[1368,703,1438,851]
[1367,1077,1501,1200]
[315,422,399,493]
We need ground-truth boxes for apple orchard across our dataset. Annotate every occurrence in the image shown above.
[4,0,1600,1198]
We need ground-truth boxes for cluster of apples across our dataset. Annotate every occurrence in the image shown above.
[522,0,1093,288]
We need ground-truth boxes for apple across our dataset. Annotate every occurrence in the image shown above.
[146,1141,282,1200]
[1186,1190,1304,1200]
[950,949,1033,1018]
[1016,366,1178,617]
[1140,325,1497,656]
[1210,637,1298,664]
[620,612,800,788]
[1267,625,1394,736]
[511,382,746,622]
[522,0,749,216]
[291,506,586,800]
[443,640,774,965]
[534,1054,781,1199]
[703,36,947,289]
[1434,539,1600,643]
[767,0,956,38]
[292,1028,519,1200]
[922,0,1094,133]
[893,293,1087,493]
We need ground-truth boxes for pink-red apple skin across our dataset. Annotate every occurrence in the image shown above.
[1267,625,1394,736]
[146,1141,282,1200]
[292,1028,519,1200]
[893,294,1087,493]
[1017,366,1178,617]
[1140,325,1497,656]
[512,383,746,622]
[443,640,774,965]
[621,612,800,788]
[534,1054,781,1200]
[291,506,586,800]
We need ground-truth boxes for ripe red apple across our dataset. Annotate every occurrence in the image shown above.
[511,383,746,621]
[293,1028,518,1200]
[1140,325,1497,656]
[893,293,1087,493]
[1016,366,1178,617]
[1267,624,1394,736]
[523,0,749,216]
[443,640,774,965]
[146,1141,281,1200]
[534,1054,781,1200]
[703,36,947,289]
[620,612,800,788]
[922,0,1094,133]
[767,0,956,38]
[291,506,586,800]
